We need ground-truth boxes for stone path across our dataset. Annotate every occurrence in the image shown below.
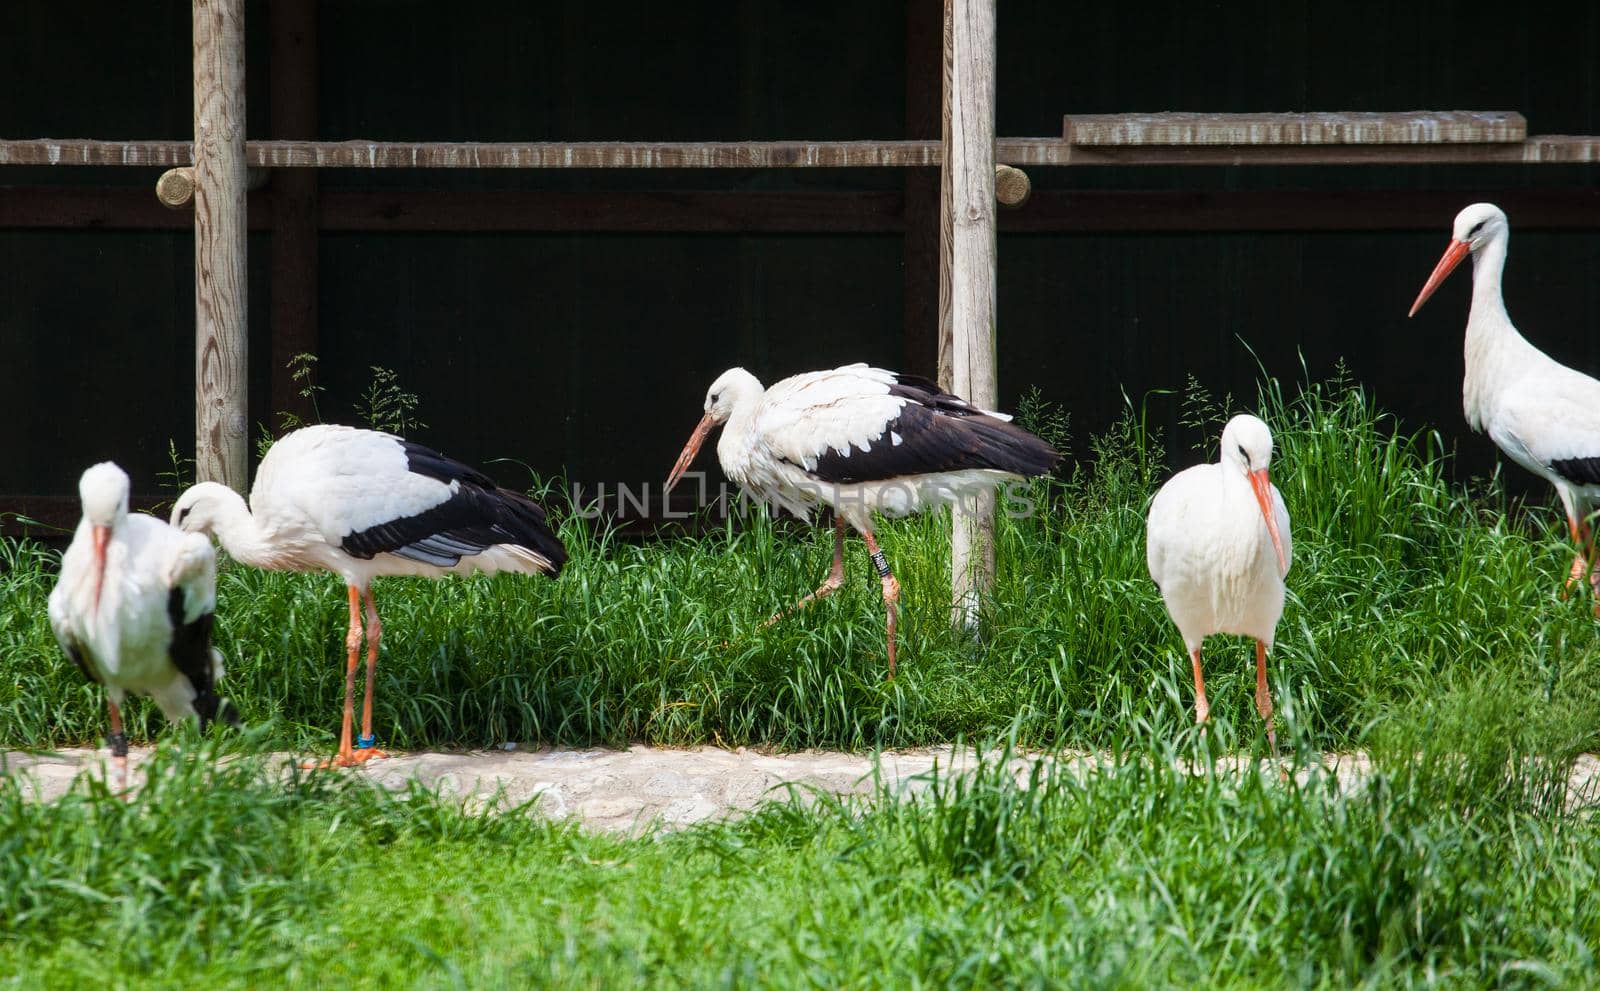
[4,745,1594,834]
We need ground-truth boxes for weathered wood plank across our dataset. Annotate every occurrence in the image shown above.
[192,0,249,491]
[997,134,1600,165]
[944,0,998,633]
[0,139,943,167]
[2,133,1598,168]
[1064,110,1527,145]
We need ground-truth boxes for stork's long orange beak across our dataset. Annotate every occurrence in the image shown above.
[90,524,110,611]
[1248,469,1288,576]
[665,413,717,494]
[1408,239,1471,318]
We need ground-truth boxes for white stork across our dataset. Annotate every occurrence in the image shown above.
[1146,414,1291,756]
[170,424,566,767]
[1410,202,1600,608]
[664,363,1060,677]
[48,462,234,793]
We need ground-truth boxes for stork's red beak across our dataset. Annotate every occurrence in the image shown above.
[1408,239,1472,318]
[1248,469,1288,576]
[90,524,110,611]
[665,413,717,494]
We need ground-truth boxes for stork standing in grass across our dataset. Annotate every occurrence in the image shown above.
[171,424,566,767]
[49,462,234,793]
[1146,414,1291,757]
[1409,202,1600,609]
[665,363,1060,678]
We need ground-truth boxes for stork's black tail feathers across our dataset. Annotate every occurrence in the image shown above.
[489,485,569,575]
[886,374,1062,478]
[339,439,568,574]
[955,415,1062,477]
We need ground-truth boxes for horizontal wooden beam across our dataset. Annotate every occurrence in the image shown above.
[2,134,1599,169]
[0,139,943,169]
[5,187,1600,234]
[1000,135,1600,166]
[1064,111,1526,146]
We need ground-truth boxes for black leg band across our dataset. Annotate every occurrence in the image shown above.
[870,550,892,578]
[106,731,129,758]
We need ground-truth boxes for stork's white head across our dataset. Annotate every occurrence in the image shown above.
[170,481,239,537]
[1220,414,1274,475]
[700,367,764,425]
[1409,202,1508,317]
[78,462,130,528]
[77,462,129,611]
[1218,415,1288,575]
[1451,202,1507,249]
[666,368,766,492]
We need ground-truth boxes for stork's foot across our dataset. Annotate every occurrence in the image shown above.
[1563,553,1589,598]
[301,747,389,770]
[111,754,131,801]
[763,573,845,628]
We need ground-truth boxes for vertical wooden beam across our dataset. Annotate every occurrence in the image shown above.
[269,0,318,428]
[193,0,249,490]
[902,0,942,379]
[942,0,998,630]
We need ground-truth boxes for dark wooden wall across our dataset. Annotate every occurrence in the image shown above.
[2,1,1598,520]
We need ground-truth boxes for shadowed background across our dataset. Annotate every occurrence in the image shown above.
[2,0,1597,522]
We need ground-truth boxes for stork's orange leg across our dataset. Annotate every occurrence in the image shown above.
[1563,514,1588,598]
[303,585,369,769]
[1564,515,1600,617]
[861,529,900,680]
[1255,640,1279,761]
[763,517,847,627]
[1190,648,1209,725]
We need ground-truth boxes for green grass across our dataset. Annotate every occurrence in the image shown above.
[0,710,1596,988]
[3,372,1597,756]
[4,371,1600,987]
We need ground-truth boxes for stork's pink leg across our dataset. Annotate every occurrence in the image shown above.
[355,588,389,762]
[1190,648,1209,725]
[106,697,130,798]
[1255,640,1279,761]
[861,529,900,680]
[763,517,847,627]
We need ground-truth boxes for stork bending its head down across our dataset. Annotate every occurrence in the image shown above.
[172,425,566,767]
[666,363,1060,678]
[49,462,234,793]
[1410,202,1600,609]
[1146,414,1291,757]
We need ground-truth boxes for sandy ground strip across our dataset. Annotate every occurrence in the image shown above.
[3,745,1595,834]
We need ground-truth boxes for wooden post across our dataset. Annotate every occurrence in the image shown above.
[269,0,319,428]
[941,0,998,631]
[192,0,248,491]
